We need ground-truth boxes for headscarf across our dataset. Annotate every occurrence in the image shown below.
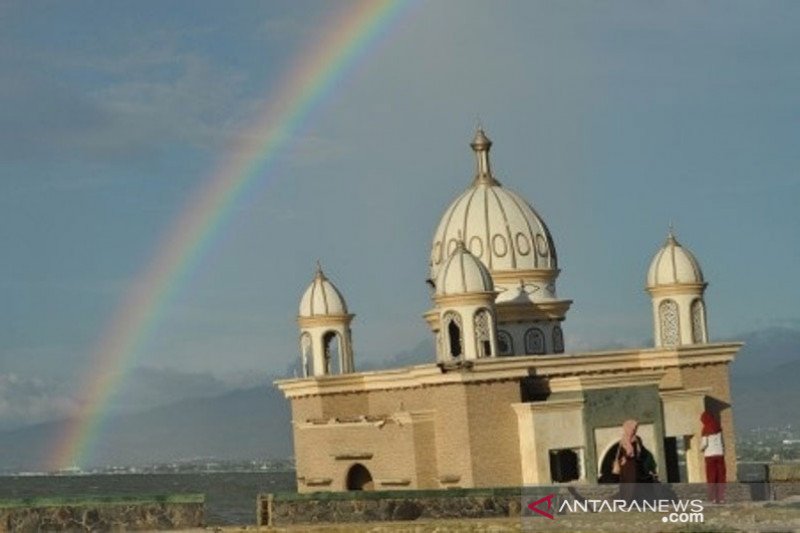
[620,419,638,457]
[701,411,721,436]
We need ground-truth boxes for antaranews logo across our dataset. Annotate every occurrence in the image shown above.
[527,494,556,520]
[526,493,705,525]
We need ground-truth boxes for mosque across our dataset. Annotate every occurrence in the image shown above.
[275,128,740,492]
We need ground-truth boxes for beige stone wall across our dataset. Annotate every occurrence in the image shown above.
[428,384,475,488]
[679,362,738,481]
[318,392,370,419]
[293,412,438,493]
[279,344,741,491]
[513,399,585,484]
[290,396,322,421]
[464,380,522,487]
[659,367,684,389]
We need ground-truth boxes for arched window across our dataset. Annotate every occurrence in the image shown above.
[346,463,374,491]
[497,330,514,356]
[691,299,706,344]
[659,299,680,346]
[474,308,493,358]
[299,333,312,377]
[443,312,463,358]
[322,331,341,374]
[524,327,545,355]
[552,325,564,353]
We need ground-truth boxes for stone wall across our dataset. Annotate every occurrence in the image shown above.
[0,494,204,532]
[259,482,800,527]
[259,487,524,527]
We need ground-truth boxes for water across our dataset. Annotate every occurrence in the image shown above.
[0,471,296,525]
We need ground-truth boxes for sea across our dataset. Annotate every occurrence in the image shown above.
[0,471,297,526]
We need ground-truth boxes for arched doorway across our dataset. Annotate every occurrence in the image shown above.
[598,442,620,483]
[346,463,374,491]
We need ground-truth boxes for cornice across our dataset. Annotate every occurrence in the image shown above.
[491,269,560,284]
[646,283,707,297]
[297,314,354,328]
[274,342,742,398]
[433,291,497,307]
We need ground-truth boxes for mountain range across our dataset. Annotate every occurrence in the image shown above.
[0,328,797,472]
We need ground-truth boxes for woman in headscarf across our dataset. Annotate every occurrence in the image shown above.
[701,411,726,503]
[615,419,641,501]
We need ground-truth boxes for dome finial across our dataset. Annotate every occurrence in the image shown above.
[666,222,678,245]
[470,126,499,186]
[315,260,326,280]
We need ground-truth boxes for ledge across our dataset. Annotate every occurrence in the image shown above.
[333,453,373,461]
[0,493,204,509]
[378,478,411,486]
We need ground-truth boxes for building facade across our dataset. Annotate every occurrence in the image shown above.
[275,129,740,492]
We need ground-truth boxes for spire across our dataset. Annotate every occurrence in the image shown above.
[314,260,326,280]
[470,128,500,186]
[666,223,678,246]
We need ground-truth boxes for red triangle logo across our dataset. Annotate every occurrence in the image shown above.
[527,493,555,520]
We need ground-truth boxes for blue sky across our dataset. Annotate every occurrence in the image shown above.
[1,1,799,427]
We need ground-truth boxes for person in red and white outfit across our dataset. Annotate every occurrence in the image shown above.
[701,411,726,503]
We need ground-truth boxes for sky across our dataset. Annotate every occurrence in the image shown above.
[1,1,799,429]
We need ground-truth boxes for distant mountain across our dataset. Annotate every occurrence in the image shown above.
[0,385,291,472]
[1,328,797,472]
[730,327,800,431]
[729,326,800,377]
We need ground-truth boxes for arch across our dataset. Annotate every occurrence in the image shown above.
[524,327,545,355]
[497,330,514,356]
[346,463,374,491]
[473,308,493,358]
[552,325,564,354]
[691,299,706,344]
[659,299,680,346]
[322,330,342,374]
[443,311,463,358]
[299,332,312,377]
[598,442,621,483]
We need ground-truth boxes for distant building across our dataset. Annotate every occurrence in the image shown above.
[275,129,740,492]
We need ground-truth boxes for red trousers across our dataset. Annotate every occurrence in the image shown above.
[705,455,726,503]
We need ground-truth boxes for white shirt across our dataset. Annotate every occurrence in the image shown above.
[702,432,724,457]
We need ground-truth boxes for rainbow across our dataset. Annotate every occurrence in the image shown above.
[50,0,411,470]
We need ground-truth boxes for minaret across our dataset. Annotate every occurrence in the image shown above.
[431,242,499,362]
[297,264,355,376]
[646,230,709,347]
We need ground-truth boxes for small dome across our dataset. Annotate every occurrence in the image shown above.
[647,231,705,288]
[299,265,349,317]
[429,128,557,282]
[436,242,495,296]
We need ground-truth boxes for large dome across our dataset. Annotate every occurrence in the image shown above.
[647,231,705,288]
[429,129,557,283]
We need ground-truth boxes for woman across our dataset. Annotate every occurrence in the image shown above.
[615,419,658,502]
[615,420,640,501]
[701,411,726,503]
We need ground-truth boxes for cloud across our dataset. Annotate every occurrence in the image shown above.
[0,34,251,165]
[0,366,247,431]
[108,366,232,414]
[0,374,79,431]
